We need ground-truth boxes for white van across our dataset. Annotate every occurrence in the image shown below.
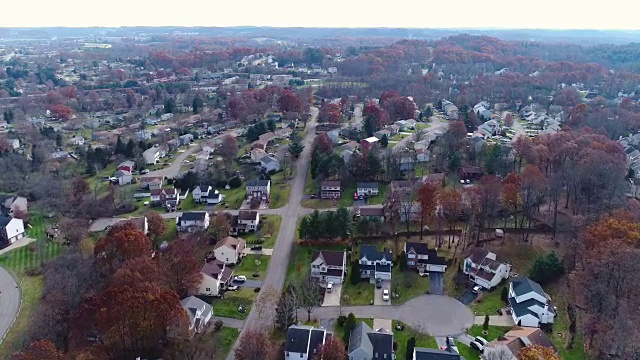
[326,282,334,293]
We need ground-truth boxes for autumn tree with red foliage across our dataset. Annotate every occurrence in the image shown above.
[417,180,439,239]
[318,102,341,124]
[14,340,64,360]
[504,112,514,128]
[235,328,276,360]
[437,187,463,248]
[516,344,560,360]
[314,338,347,360]
[94,222,152,274]
[145,210,167,242]
[48,104,74,120]
[278,88,303,113]
[219,134,239,171]
[160,238,202,297]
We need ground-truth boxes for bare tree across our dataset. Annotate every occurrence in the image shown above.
[484,346,515,360]
[399,186,418,236]
[235,328,275,360]
[296,275,321,322]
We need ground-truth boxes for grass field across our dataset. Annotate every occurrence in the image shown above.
[341,280,375,305]
[232,255,270,279]
[270,183,291,209]
[470,283,507,316]
[216,186,245,210]
[25,213,48,239]
[179,193,206,212]
[213,327,240,360]
[455,341,479,360]
[394,321,438,360]
[212,287,256,320]
[392,268,430,304]
[367,184,388,205]
[242,215,281,248]
[468,325,511,341]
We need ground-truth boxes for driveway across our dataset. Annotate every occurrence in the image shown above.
[374,280,392,305]
[321,283,342,307]
[234,279,262,288]
[147,144,199,179]
[474,315,515,326]
[312,294,474,336]
[429,272,444,295]
[457,287,478,305]
[0,266,20,342]
[373,318,392,332]
[242,248,274,256]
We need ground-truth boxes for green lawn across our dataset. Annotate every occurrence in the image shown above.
[468,325,511,341]
[546,284,588,360]
[455,341,479,360]
[242,215,281,248]
[367,183,388,205]
[303,167,317,195]
[341,280,375,306]
[392,268,430,304]
[212,287,256,320]
[301,199,339,209]
[470,284,507,316]
[216,186,246,210]
[213,327,240,360]
[394,321,438,360]
[390,133,409,141]
[25,213,48,239]
[158,219,177,245]
[232,255,270,279]
[0,240,64,359]
[285,243,348,286]
[270,183,291,209]
[338,183,357,207]
[179,193,206,212]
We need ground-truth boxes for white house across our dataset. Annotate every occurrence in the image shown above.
[260,156,281,173]
[320,180,341,199]
[179,296,213,333]
[69,136,85,146]
[140,176,164,190]
[230,210,260,235]
[310,250,347,284]
[0,217,25,245]
[177,211,210,232]
[359,245,393,282]
[509,277,555,327]
[193,185,213,203]
[115,170,133,186]
[143,146,161,165]
[198,260,233,296]
[284,325,332,360]
[404,242,447,274]
[250,148,267,163]
[463,248,511,290]
[246,180,271,202]
[213,236,246,265]
[356,182,379,197]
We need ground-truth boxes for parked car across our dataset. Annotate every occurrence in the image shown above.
[474,336,488,347]
[358,194,364,200]
[470,340,484,352]
[472,285,482,294]
[310,194,317,199]
[141,169,150,174]
[375,278,382,289]
[250,245,263,251]
[326,282,334,293]
[353,192,358,201]
[226,285,239,291]
[382,289,390,301]
[446,337,459,354]
[233,275,247,283]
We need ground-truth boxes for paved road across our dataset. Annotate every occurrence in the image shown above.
[428,272,445,295]
[505,111,527,144]
[312,294,474,337]
[147,144,200,179]
[393,117,449,152]
[0,267,20,344]
[227,107,320,360]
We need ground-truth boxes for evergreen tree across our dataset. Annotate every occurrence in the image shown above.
[405,337,416,360]
[115,136,125,155]
[55,133,63,147]
[380,134,389,148]
[267,119,276,132]
[529,252,565,285]
[192,96,203,114]
[124,138,136,157]
[288,132,305,158]
[164,97,176,114]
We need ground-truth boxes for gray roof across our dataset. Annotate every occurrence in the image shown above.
[349,322,373,356]
[357,182,379,189]
[309,329,328,357]
[286,326,311,353]
[414,347,461,360]
[247,179,270,187]
[511,277,545,298]
[360,245,392,262]
[261,156,279,164]
[180,296,212,323]
[508,296,543,320]
[179,211,207,222]
[0,216,11,227]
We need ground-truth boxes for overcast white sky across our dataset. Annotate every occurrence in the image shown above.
[4,0,640,30]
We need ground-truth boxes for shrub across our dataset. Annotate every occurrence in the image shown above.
[483,315,490,330]
[405,337,416,360]
[337,315,347,327]
[228,176,242,188]
[529,251,565,285]
[214,320,223,331]
[500,286,509,302]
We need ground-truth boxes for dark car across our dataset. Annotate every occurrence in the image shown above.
[375,278,382,289]
[251,245,263,251]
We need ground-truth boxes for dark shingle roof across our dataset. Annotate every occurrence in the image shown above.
[308,329,327,357]
[0,216,11,227]
[368,332,394,358]
[348,322,373,356]
[286,326,311,353]
[246,179,270,187]
[360,245,391,262]
[511,277,545,298]
[179,211,207,221]
[508,296,542,320]
[357,182,379,189]
[238,210,258,221]
[414,347,462,360]
[312,251,345,267]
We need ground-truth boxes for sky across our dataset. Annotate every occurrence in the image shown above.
[4,0,640,30]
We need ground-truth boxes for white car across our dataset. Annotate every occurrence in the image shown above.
[472,285,482,294]
[326,282,334,293]
[474,336,489,347]
[470,340,484,352]
[233,275,247,283]
[382,289,390,301]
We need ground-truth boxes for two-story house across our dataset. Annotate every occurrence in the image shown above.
[151,188,180,210]
[463,248,511,290]
[143,146,161,165]
[213,236,246,265]
[320,181,341,199]
[230,210,260,235]
[140,176,164,190]
[284,325,332,360]
[198,259,234,297]
[359,245,393,282]
[0,216,25,245]
[117,160,136,173]
[179,296,213,333]
[260,156,281,173]
[404,242,447,274]
[177,211,210,232]
[348,322,395,360]
[357,182,380,197]
[193,185,213,203]
[310,250,347,284]
[246,180,271,202]
[508,277,555,327]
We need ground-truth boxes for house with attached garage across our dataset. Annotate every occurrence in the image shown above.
[260,155,281,173]
[320,180,341,199]
[140,176,164,190]
[117,160,136,173]
[213,236,246,265]
[230,210,260,235]
[192,185,212,203]
[143,146,164,165]
[483,326,556,360]
[178,134,194,146]
[177,211,210,232]
[310,250,347,284]
[198,259,234,297]
[0,216,25,245]
[404,242,447,274]
[246,179,271,202]
[463,248,511,290]
[0,195,28,217]
[284,325,332,360]
[508,277,555,328]
[151,187,180,210]
[359,245,393,282]
[357,182,379,197]
[348,322,395,360]
[115,169,133,185]
[179,296,213,333]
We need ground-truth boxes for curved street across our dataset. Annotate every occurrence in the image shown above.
[0,266,20,344]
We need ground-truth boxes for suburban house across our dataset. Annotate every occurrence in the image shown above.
[348,322,394,360]
[151,188,180,210]
[310,250,347,284]
[441,100,459,120]
[230,210,260,235]
[508,277,556,327]
[0,217,25,245]
[284,325,332,360]
[177,211,210,232]
[463,248,511,290]
[140,176,164,190]
[359,245,393,282]
[327,129,341,144]
[374,129,391,141]
[193,185,213,203]
[180,296,213,333]
[357,182,380,197]
[320,181,341,199]
[404,242,447,274]
[361,137,379,151]
[143,146,162,165]
[251,148,267,163]
[69,136,85,146]
[260,156,281,173]
[198,259,233,296]
[178,134,194,146]
[213,236,246,265]
[117,160,135,173]
[422,173,446,187]
[459,166,484,181]
[115,169,133,186]
[355,207,385,221]
[482,327,555,360]
[246,180,271,202]
[0,195,28,217]
[135,129,152,141]
[390,180,415,195]
[413,347,461,360]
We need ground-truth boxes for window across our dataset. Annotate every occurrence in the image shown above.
[300,354,303,358]
[205,287,211,292]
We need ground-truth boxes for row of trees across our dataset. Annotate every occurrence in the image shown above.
[298,208,352,241]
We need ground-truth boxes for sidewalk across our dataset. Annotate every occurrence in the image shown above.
[474,315,515,326]
[0,237,36,256]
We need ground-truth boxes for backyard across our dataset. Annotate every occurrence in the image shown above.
[232,254,270,279]
[468,325,511,341]
[393,321,438,360]
[470,283,508,316]
[211,287,256,320]
[270,183,291,209]
[391,268,430,304]
[215,186,245,210]
[242,215,281,248]
[341,279,375,306]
